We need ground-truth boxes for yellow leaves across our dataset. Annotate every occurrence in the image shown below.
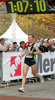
[16,14,55,38]
[42,19,45,22]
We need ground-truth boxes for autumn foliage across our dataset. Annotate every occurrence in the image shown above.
[16,14,55,39]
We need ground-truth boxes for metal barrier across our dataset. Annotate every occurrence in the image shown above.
[0,53,3,84]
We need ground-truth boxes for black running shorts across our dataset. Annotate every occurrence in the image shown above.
[24,58,36,66]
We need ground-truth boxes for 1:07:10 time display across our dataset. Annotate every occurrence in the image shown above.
[6,0,47,14]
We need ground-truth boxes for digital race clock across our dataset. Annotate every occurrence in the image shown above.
[6,0,55,14]
[6,0,48,14]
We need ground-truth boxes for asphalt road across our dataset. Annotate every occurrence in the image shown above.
[0,79,55,99]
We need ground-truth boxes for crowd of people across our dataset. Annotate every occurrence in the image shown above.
[0,37,55,53]
[0,36,55,92]
[0,38,25,52]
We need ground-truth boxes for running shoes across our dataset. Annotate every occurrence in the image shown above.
[40,76,44,83]
[18,87,25,93]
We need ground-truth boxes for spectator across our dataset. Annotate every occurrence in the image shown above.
[49,39,55,48]
[38,38,49,53]
[48,38,55,79]
[9,42,18,51]
[43,38,51,80]
[48,39,55,52]
[35,38,44,47]
[16,41,25,51]
[0,38,10,52]
[35,39,39,43]
[44,39,49,47]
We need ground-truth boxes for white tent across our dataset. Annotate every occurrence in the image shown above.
[0,20,28,44]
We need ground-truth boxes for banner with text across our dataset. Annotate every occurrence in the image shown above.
[3,51,55,81]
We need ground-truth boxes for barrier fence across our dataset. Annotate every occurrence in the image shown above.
[0,51,55,82]
[0,53,3,83]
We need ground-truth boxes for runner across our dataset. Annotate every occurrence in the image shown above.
[18,34,44,93]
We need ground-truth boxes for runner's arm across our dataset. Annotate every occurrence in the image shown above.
[22,49,27,57]
[28,44,41,55]
[33,44,41,55]
[22,49,26,52]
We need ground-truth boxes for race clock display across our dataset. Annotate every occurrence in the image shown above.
[6,0,55,14]
[6,0,48,14]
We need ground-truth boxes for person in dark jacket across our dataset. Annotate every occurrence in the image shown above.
[16,41,25,51]
[44,38,55,80]
[39,38,49,53]
[48,39,55,52]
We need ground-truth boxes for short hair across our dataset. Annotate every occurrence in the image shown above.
[20,41,25,45]
[0,38,5,42]
[46,39,49,43]
[49,39,53,43]
[28,34,34,38]
[13,42,17,44]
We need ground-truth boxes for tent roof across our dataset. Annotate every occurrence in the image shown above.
[0,20,28,43]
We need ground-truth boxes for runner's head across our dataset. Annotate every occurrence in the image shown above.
[28,34,34,43]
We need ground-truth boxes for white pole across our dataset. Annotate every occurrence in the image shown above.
[27,15,28,35]
[12,13,16,42]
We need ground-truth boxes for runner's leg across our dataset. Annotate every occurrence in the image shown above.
[22,63,29,88]
[31,64,40,78]
[31,64,44,83]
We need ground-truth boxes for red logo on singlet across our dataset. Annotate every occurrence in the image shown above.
[10,56,22,77]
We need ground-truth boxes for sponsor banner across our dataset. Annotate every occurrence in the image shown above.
[2,52,55,81]
[3,52,32,81]
[37,52,55,76]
